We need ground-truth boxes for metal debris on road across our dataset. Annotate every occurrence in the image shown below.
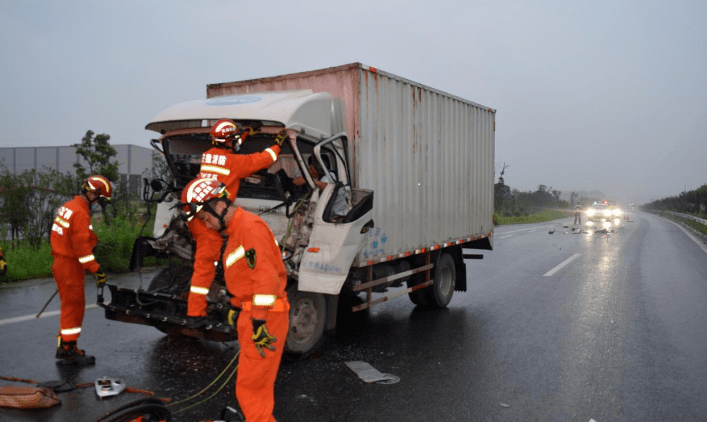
[345,361,400,384]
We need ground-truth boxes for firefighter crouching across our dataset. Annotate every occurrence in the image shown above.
[187,119,284,323]
[182,177,288,422]
[50,175,111,365]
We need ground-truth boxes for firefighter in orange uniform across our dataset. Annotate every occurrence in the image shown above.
[182,178,288,422]
[187,119,286,322]
[0,245,7,276]
[50,175,111,365]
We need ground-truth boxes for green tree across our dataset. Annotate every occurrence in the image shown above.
[73,130,119,182]
[0,167,75,249]
[494,163,511,210]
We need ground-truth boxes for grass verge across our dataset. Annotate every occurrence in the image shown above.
[1,214,156,284]
[494,209,567,225]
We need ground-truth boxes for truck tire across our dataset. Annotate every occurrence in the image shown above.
[407,272,431,307]
[285,285,327,355]
[421,253,455,308]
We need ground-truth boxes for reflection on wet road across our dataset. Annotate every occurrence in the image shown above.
[2,212,707,421]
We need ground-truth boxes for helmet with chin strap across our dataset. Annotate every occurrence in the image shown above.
[210,119,243,151]
[180,177,231,223]
[82,175,112,204]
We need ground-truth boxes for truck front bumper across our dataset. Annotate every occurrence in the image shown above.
[99,284,237,342]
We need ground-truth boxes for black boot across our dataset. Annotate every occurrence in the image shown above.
[56,339,95,365]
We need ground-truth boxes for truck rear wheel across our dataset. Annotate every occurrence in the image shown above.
[285,285,326,355]
[421,253,455,308]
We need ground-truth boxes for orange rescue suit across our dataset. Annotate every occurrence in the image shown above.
[187,145,280,317]
[223,207,288,422]
[50,196,100,342]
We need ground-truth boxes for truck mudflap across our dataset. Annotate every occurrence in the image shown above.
[99,284,237,343]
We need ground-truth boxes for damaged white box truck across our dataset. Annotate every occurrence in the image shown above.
[100,63,495,356]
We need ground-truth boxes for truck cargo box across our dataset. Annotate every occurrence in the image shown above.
[207,63,495,265]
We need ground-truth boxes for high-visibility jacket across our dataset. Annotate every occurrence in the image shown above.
[198,144,280,198]
[186,217,224,316]
[187,145,280,317]
[224,207,288,422]
[50,196,99,274]
[223,207,287,320]
[50,195,99,342]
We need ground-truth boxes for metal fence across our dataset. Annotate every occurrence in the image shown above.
[0,144,155,197]
[665,211,707,227]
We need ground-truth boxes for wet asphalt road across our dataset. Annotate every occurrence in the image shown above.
[2,211,707,422]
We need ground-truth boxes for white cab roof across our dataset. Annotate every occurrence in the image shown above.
[145,90,340,139]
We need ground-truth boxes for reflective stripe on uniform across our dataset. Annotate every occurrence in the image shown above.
[253,294,276,307]
[265,147,277,162]
[200,164,230,176]
[190,286,210,295]
[54,217,70,228]
[241,297,288,312]
[78,254,95,264]
[225,246,245,268]
[61,327,82,336]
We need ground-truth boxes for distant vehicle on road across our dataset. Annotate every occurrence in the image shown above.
[585,201,622,231]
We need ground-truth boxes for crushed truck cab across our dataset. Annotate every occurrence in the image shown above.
[100,63,495,356]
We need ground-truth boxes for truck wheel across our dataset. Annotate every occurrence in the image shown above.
[421,253,455,308]
[285,286,327,355]
[407,272,430,307]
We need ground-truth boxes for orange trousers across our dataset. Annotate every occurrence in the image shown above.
[236,306,289,422]
[52,255,87,342]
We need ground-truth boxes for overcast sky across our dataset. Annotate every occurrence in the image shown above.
[1,0,705,204]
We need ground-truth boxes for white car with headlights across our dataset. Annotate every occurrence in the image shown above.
[585,201,622,230]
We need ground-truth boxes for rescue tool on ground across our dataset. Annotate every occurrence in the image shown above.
[99,63,495,357]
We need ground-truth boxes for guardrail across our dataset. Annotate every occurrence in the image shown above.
[664,211,707,227]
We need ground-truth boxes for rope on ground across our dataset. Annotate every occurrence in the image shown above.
[1,375,168,401]
[167,350,240,415]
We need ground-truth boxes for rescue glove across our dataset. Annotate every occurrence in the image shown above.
[241,127,259,143]
[251,318,277,357]
[0,254,7,276]
[94,269,107,288]
[273,129,288,147]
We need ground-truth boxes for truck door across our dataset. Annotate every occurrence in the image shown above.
[297,134,374,295]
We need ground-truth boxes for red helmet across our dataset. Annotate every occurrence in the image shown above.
[210,119,242,145]
[181,177,230,221]
[83,175,112,201]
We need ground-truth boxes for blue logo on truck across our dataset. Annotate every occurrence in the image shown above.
[206,96,262,106]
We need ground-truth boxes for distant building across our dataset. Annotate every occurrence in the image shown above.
[0,144,156,197]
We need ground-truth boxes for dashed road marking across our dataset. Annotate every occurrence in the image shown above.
[0,304,99,326]
[544,253,581,277]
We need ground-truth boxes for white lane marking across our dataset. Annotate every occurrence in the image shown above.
[498,235,512,239]
[0,304,99,326]
[496,224,554,235]
[529,230,536,233]
[667,220,707,255]
[544,254,581,277]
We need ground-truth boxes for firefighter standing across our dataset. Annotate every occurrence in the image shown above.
[187,119,286,321]
[50,175,111,365]
[574,205,582,225]
[182,178,288,422]
[0,245,7,276]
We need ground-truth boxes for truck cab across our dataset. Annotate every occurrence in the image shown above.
[104,91,373,355]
